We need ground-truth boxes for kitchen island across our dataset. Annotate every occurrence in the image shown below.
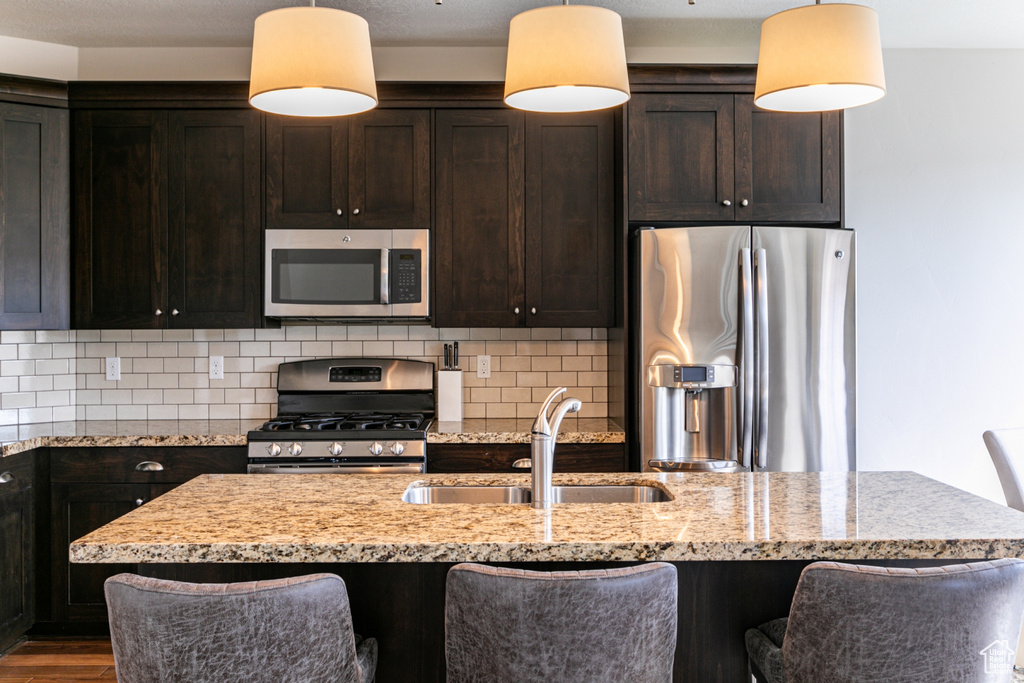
[69,471,1024,681]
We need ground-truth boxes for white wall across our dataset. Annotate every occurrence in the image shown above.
[846,49,1024,503]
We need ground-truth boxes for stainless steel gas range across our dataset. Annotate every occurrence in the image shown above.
[246,358,434,474]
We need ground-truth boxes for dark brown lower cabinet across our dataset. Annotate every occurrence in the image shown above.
[427,442,625,473]
[0,453,35,652]
[46,447,247,626]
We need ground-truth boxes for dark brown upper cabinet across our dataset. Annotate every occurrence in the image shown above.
[628,92,840,223]
[0,102,70,330]
[265,108,430,230]
[435,109,614,328]
[73,109,261,329]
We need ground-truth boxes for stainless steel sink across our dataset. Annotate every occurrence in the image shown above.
[402,484,671,505]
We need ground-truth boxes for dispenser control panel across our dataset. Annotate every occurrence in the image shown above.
[648,364,736,390]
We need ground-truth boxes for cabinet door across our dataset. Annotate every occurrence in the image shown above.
[0,102,69,330]
[734,96,842,223]
[628,93,735,222]
[50,483,148,623]
[435,110,525,327]
[73,110,167,328]
[525,111,615,327]
[349,109,430,229]
[265,116,347,229]
[0,458,34,652]
[167,110,261,328]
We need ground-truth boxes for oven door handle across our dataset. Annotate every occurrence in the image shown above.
[380,248,391,305]
[248,463,424,474]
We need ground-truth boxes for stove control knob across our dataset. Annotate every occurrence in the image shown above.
[288,442,303,456]
[266,443,282,457]
[390,442,405,455]
[369,442,384,456]
[328,442,344,456]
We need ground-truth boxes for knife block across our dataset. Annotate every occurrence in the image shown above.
[437,370,463,422]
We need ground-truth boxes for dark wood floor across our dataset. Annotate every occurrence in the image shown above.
[0,639,115,681]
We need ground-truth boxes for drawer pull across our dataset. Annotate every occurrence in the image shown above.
[512,459,531,470]
[0,472,13,484]
[135,461,165,472]
[135,498,146,507]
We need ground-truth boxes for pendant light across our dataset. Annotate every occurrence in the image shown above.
[504,2,630,113]
[249,1,377,117]
[754,2,885,112]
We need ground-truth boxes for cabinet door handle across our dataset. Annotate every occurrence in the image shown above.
[530,307,537,315]
[0,472,13,484]
[352,208,360,215]
[135,498,146,507]
[512,459,531,469]
[155,308,163,316]
[135,461,164,472]
[171,309,179,316]
[722,200,732,207]
[336,209,343,215]
[740,199,749,207]
[514,307,520,315]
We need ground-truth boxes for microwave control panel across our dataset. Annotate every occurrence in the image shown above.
[391,249,422,304]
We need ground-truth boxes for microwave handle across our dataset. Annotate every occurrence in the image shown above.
[380,248,391,305]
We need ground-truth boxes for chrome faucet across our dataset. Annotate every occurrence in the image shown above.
[530,387,582,509]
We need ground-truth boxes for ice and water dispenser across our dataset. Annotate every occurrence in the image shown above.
[646,363,742,472]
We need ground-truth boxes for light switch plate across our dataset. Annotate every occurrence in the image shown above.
[209,356,224,380]
[105,357,120,381]
[477,355,491,379]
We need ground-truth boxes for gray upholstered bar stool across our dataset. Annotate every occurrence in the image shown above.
[746,559,1024,683]
[445,562,678,683]
[104,573,377,683]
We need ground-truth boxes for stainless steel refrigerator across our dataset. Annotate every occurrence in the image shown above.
[638,225,855,473]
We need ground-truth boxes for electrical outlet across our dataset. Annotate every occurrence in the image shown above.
[477,355,491,379]
[105,357,121,381]
[209,355,225,380]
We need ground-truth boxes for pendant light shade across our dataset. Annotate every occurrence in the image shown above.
[504,5,630,113]
[754,3,885,112]
[249,6,377,117]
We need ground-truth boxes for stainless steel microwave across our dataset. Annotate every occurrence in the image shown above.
[264,229,429,320]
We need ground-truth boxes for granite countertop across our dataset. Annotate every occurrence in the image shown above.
[0,420,263,457]
[70,471,1024,564]
[0,417,624,458]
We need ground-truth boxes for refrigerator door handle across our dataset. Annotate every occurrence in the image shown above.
[754,248,770,469]
[739,248,755,468]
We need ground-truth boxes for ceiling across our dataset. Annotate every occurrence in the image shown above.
[0,0,1022,50]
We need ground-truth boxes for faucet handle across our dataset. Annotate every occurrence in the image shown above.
[532,387,567,436]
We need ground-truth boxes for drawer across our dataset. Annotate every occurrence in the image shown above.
[0,451,35,496]
[50,447,247,484]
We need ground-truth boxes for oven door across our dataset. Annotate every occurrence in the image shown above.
[264,229,428,319]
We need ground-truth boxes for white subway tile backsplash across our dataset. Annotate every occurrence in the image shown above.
[1,331,36,344]
[4,326,614,425]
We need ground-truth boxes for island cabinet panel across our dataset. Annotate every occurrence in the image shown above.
[628,92,841,224]
[435,109,615,328]
[265,109,430,230]
[427,442,626,473]
[47,447,246,625]
[73,109,261,329]
[0,102,70,330]
[0,453,35,653]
